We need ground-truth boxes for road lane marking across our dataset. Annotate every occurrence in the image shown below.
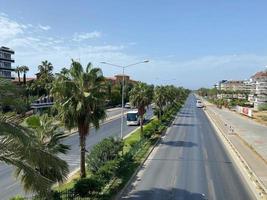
[208,179,217,200]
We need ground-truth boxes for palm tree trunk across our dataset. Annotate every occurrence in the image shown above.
[23,73,26,85]
[79,131,86,178]
[140,115,143,137]
[18,71,20,83]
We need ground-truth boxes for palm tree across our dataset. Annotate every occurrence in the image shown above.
[51,60,107,178]
[154,86,167,121]
[36,61,54,96]
[38,60,53,75]
[21,65,29,85]
[14,66,22,83]
[129,83,152,135]
[0,113,69,198]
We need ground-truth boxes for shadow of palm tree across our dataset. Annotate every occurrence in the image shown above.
[173,123,195,127]
[122,187,207,200]
[161,140,197,147]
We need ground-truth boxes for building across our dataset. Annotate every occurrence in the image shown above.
[250,70,267,110]
[105,74,137,85]
[0,46,15,79]
[220,80,246,91]
[216,80,227,90]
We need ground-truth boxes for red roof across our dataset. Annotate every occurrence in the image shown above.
[251,71,267,79]
[12,77,36,83]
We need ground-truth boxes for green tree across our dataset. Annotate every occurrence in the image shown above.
[14,66,23,84]
[154,86,167,121]
[38,60,53,74]
[129,82,153,135]
[21,65,29,85]
[51,60,107,178]
[28,60,54,97]
[0,113,69,198]
[0,78,27,113]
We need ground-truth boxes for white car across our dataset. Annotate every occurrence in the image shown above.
[196,100,204,108]
[124,102,131,109]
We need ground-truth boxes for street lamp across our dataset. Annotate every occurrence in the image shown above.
[100,60,149,139]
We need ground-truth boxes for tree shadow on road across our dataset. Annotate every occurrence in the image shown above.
[122,187,207,200]
[173,123,195,127]
[161,140,197,147]
[177,114,193,118]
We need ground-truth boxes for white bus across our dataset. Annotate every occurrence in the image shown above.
[126,110,140,125]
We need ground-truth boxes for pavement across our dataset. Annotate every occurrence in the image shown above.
[0,107,153,200]
[202,98,267,194]
[120,94,254,200]
[207,105,267,161]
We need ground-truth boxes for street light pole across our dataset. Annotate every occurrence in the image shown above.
[121,67,125,139]
[100,60,149,139]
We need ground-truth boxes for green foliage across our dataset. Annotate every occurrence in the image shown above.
[74,177,102,197]
[52,60,107,178]
[258,103,267,111]
[9,196,26,200]
[0,113,69,198]
[129,82,153,135]
[0,78,28,113]
[96,159,120,183]
[86,137,123,173]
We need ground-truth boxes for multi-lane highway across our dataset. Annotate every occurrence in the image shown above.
[121,95,255,200]
[0,107,153,200]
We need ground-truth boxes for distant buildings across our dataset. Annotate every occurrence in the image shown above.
[217,80,247,91]
[105,74,137,85]
[215,69,267,110]
[0,46,15,79]
[250,71,267,110]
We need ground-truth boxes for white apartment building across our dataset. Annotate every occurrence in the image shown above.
[251,71,267,110]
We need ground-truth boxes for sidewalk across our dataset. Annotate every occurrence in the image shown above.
[209,104,267,161]
[203,99,267,193]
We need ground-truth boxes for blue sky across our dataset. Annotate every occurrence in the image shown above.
[1,0,267,88]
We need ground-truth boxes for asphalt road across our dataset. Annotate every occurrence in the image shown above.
[121,95,254,200]
[0,107,153,200]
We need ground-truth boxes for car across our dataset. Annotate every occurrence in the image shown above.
[196,100,204,108]
[124,102,131,109]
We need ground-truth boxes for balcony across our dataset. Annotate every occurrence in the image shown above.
[0,57,15,63]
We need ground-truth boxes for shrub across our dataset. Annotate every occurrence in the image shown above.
[143,123,155,138]
[52,191,62,200]
[86,137,123,173]
[74,177,102,197]
[258,103,267,111]
[96,159,119,183]
[9,196,26,200]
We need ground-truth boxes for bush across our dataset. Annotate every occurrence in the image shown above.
[9,196,26,200]
[96,159,119,183]
[86,137,123,173]
[52,191,62,200]
[74,177,102,197]
[258,103,267,111]
[143,123,155,138]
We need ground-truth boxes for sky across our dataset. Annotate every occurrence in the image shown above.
[1,0,267,89]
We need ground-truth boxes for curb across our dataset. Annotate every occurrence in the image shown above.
[204,108,267,199]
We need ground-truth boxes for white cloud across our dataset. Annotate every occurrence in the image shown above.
[0,14,26,41]
[73,31,101,41]
[1,13,266,89]
[38,24,51,31]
